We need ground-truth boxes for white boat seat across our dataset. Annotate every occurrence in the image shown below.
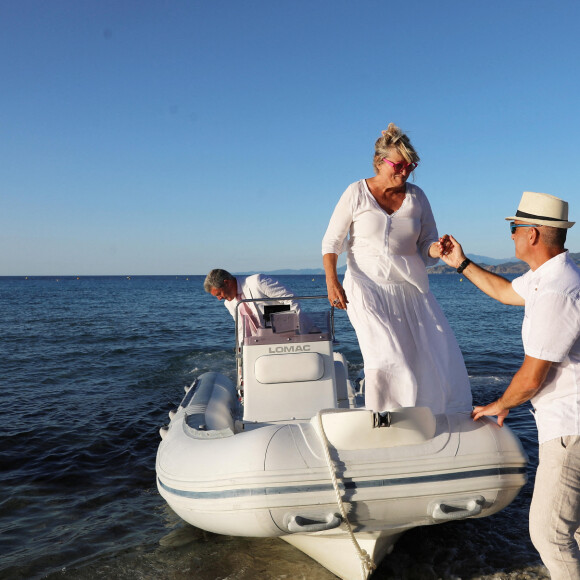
[314,407,438,450]
[242,336,337,422]
[255,353,324,384]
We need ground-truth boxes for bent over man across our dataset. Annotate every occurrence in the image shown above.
[204,269,297,340]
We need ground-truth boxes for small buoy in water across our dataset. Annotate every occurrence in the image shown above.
[460,278,463,282]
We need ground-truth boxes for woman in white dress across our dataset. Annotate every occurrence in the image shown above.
[322,123,472,414]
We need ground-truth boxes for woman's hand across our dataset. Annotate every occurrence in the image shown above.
[323,252,348,309]
[326,278,348,310]
[438,234,467,269]
[437,234,452,256]
[429,236,454,258]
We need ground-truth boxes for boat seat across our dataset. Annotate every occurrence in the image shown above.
[255,352,324,384]
[242,337,337,422]
[314,407,438,450]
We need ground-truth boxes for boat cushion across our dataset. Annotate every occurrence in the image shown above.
[254,352,324,384]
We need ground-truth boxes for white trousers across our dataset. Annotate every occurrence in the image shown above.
[529,436,580,579]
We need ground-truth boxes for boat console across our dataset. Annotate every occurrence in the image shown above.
[238,298,345,422]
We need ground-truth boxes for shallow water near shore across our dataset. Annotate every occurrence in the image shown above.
[0,274,549,579]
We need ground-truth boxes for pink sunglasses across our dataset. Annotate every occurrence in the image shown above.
[382,158,418,173]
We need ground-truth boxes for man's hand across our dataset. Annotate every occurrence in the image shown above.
[472,401,510,427]
[438,234,466,269]
[472,356,552,426]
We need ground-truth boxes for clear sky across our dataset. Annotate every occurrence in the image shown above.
[2,0,579,275]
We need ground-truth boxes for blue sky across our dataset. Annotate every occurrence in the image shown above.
[2,0,579,275]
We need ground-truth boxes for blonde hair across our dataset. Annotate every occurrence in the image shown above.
[373,123,420,174]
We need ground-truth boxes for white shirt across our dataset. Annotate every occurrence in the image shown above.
[512,251,580,444]
[224,274,297,341]
[321,180,439,293]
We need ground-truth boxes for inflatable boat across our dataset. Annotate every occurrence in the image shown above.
[156,296,528,580]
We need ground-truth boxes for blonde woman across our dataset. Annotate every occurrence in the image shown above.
[322,123,472,414]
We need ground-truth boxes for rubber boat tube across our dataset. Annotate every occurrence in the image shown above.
[156,300,528,580]
[157,372,527,539]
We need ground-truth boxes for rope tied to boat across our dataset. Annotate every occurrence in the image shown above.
[316,410,376,580]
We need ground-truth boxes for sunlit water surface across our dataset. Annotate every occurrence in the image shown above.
[0,275,548,579]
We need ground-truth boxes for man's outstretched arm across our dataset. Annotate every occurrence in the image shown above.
[439,234,524,306]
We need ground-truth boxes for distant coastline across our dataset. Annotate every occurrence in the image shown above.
[3,253,578,278]
[427,251,580,275]
[254,252,580,276]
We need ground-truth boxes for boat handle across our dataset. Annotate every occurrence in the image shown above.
[431,496,485,521]
[285,513,342,533]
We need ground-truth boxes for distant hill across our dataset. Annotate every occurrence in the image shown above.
[255,252,579,276]
[262,254,515,276]
[427,252,580,275]
[426,262,529,275]
[262,268,327,275]
[262,265,346,276]
[465,254,513,266]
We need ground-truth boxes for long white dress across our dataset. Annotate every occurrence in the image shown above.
[322,180,472,414]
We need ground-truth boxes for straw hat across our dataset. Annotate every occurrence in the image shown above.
[505,191,575,228]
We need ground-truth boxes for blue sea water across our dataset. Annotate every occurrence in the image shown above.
[0,275,548,579]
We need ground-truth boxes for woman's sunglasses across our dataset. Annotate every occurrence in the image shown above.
[382,158,418,173]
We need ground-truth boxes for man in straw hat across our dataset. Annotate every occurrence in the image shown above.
[439,191,579,577]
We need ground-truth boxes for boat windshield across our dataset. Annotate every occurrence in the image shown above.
[234,295,333,347]
[241,308,331,345]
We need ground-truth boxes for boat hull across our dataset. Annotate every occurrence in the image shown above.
[156,371,527,579]
[157,375,526,538]
[282,530,403,580]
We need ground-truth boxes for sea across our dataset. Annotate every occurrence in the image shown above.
[0,274,549,580]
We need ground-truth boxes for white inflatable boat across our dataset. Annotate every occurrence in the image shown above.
[156,296,527,580]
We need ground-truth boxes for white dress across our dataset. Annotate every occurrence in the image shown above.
[322,180,472,414]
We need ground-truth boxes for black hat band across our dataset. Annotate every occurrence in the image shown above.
[515,210,562,222]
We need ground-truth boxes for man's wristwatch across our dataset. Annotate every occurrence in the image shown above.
[456,258,471,274]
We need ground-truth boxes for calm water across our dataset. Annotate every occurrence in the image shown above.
[0,275,548,580]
